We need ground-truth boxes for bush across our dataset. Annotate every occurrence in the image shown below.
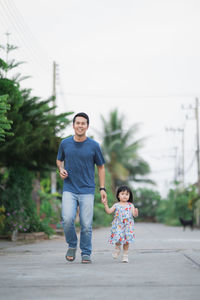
[134,188,161,222]
[93,167,114,227]
[156,185,196,226]
[0,205,6,233]
[39,190,62,226]
[0,166,54,236]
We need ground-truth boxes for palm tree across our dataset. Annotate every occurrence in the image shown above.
[101,109,152,194]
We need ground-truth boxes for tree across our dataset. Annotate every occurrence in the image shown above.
[156,185,198,226]
[0,36,73,235]
[0,85,72,170]
[0,38,73,171]
[0,94,13,142]
[101,109,152,193]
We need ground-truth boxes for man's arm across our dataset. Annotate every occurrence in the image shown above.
[56,160,68,179]
[97,164,107,203]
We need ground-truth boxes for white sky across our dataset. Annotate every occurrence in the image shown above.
[0,0,199,196]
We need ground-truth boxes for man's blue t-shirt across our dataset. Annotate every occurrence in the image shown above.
[57,136,105,194]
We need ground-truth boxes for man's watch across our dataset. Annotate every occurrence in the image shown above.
[99,187,106,192]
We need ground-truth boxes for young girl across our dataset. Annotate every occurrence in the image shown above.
[103,185,138,263]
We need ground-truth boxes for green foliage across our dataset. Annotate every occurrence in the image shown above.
[133,185,198,226]
[0,166,55,236]
[39,175,62,227]
[0,84,73,170]
[5,208,30,232]
[134,188,161,222]
[101,109,152,193]
[0,166,33,233]
[0,58,8,72]
[0,39,73,170]
[40,170,64,195]
[156,185,197,226]
[0,36,27,81]
[0,205,6,232]
[39,190,61,226]
[0,37,73,236]
[0,166,33,212]
[0,94,13,142]
[93,167,114,227]
[93,202,114,227]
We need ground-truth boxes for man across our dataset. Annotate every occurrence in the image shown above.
[56,112,107,263]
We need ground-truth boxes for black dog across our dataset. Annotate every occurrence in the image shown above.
[179,217,194,230]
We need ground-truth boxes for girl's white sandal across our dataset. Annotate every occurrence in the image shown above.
[122,251,128,263]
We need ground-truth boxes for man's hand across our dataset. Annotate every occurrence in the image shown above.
[102,197,108,205]
[59,167,68,179]
[100,190,107,204]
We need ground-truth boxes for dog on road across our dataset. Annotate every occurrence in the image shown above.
[179,217,194,230]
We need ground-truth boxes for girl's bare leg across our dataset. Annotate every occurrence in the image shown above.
[112,242,121,259]
[122,242,129,262]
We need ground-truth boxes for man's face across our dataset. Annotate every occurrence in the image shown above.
[73,116,89,137]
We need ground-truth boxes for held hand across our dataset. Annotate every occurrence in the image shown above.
[59,168,68,179]
[100,190,107,204]
[134,208,139,217]
[102,198,108,205]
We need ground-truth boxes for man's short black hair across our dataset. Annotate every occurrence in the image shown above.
[73,112,89,125]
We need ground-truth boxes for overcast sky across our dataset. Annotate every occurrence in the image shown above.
[0,0,199,196]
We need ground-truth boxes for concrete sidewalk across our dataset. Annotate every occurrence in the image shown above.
[0,223,200,300]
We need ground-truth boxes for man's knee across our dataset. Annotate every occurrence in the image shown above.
[62,215,76,227]
[80,221,92,233]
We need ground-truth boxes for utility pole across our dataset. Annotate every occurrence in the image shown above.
[182,98,200,226]
[180,128,185,186]
[51,61,57,194]
[195,98,200,226]
[182,99,200,191]
[165,127,185,187]
[173,146,178,183]
[195,98,200,194]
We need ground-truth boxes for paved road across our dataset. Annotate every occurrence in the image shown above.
[0,223,200,300]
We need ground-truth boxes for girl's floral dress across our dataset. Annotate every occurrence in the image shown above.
[109,202,135,245]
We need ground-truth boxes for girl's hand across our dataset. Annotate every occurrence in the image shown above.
[133,208,139,217]
[102,198,108,205]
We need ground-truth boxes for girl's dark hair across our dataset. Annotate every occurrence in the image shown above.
[73,112,89,125]
[116,185,133,203]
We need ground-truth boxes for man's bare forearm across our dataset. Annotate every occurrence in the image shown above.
[56,160,68,179]
[56,160,64,171]
[97,164,107,203]
[97,164,105,188]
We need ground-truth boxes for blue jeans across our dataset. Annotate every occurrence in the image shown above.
[62,191,94,256]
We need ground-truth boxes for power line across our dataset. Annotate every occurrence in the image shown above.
[56,69,69,111]
[63,92,200,99]
[185,154,196,174]
[0,2,41,70]
[0,0,51,76]
[7,0,51,64]
[150,168,175,174]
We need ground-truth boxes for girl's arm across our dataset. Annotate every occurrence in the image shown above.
[104,201,115,215]
[132,204,139,217]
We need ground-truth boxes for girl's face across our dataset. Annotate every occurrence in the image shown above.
[118,190,130,203]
